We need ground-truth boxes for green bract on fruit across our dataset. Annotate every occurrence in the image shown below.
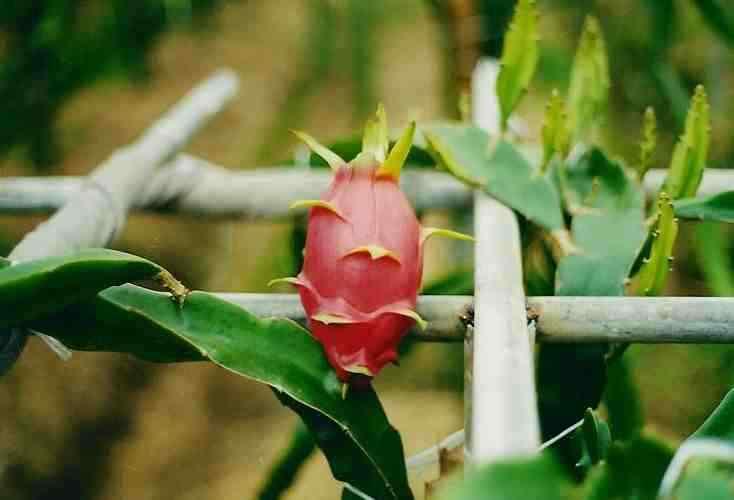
[272,106,473,387]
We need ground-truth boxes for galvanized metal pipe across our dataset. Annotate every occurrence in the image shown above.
[214,293,734,344]
[4,162,731,219]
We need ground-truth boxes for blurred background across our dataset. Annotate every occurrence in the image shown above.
[1,0,734,498]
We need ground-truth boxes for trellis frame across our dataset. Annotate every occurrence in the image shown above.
[1,62,733,476]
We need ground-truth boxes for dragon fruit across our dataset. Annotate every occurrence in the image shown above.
[272,106,472,388]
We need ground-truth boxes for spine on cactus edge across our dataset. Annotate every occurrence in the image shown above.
[271,106,472,390]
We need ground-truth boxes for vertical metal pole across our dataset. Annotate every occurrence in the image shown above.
[465,59,541,464]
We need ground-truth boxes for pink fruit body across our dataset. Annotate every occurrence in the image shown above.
[296,165,422,382]
[277,106,472,386]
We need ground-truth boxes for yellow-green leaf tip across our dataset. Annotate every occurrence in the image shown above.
[291,130,345,171]
[496,0,539,131]
[662,84,710,200]
[635,191,678,296]
[421,227,475,245]
[567,15,609,142]
[377,120,416,180]
[541,88,570,172]
[362,104,389,163]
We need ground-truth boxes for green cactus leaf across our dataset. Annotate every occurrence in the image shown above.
[662,85,710,200]
[541,89,570,172]
[437,455,569,500]
[496,0,539,132]
[0,249,164,329]
[555,148,647,296]
[579,408,612,467]
[423,124,564,230]
[584,436,673,500]
[635,192,678,296]
[664,389,734,500]
[691,0,734,48]
[33,285,414,500]
[693,389,734,441]
[604,356,645,441]
[666,458,734,500]
[673,191,734,222]
[694,222,734,296]
[567,16,610,144]
[638,107,658,180]
[540,149,646,469]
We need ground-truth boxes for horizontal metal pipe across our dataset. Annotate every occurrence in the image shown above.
[529,296,734,343]
[214,293,734,343]
[0,156,469,217]
[2,160,732,218]
[214,292,469,342]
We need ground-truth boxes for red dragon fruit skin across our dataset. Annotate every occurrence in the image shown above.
[272,106,472,387]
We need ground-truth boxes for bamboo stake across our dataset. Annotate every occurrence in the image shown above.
[0,157,469,217]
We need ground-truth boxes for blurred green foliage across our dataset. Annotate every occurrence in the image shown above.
[0,0,223,167]
[536,0,733,166]
[427,0,734,165]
